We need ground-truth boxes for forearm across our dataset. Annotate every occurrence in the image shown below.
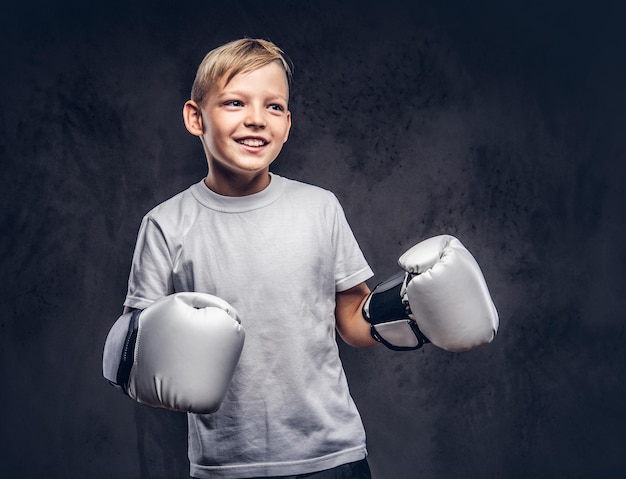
[335,283,379,348]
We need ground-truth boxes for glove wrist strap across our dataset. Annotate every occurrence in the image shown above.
[363,271,429,351]
[112,309,142,395]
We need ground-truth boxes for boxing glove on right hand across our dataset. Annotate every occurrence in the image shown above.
[102,292,245,414]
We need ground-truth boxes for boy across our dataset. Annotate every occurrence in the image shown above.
[123,38,377,478]
[112,37,498,479]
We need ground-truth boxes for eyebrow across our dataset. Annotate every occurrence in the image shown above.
[217,89,288,101]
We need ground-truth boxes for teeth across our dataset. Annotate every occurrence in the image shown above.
[238,138,266,147]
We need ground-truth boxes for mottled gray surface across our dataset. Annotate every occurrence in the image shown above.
[1,1,625,478]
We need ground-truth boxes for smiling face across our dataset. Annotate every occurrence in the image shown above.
[184,61,291,196]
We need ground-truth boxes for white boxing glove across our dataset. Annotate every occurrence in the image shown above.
[363,235,498,352]
[103,292,245,413]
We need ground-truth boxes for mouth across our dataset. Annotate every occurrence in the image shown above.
[236,137,269,148]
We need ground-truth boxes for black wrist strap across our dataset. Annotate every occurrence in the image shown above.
[113,309,142,395]
[363,271,408,323]
[363,270,430,351]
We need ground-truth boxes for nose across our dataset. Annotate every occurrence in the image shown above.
[244,104,266,129]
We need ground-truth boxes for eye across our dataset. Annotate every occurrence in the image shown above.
[268,103,285,112]
[224,100,243,107]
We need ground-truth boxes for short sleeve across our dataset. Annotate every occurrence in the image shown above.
[331,196,374,292]
[124,215,174,309]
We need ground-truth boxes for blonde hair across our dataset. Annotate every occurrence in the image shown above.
[190,38,293,106]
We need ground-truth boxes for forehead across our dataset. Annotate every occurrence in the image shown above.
[216,61,289,97]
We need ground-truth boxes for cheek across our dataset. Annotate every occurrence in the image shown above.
[206,112,234,138]
[207,123,231,145]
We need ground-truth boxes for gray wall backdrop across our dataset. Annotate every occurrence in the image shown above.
[2,1,625,478]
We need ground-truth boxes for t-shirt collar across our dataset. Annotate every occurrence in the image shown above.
[190,172,285,213]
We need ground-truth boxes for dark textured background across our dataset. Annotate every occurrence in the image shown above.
[1,1,625,478]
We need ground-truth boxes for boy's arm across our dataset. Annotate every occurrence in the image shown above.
[335,282,379,348]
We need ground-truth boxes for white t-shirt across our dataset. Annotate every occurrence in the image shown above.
[125,174,374,478]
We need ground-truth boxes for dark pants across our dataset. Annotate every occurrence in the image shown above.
[192,458,372,479]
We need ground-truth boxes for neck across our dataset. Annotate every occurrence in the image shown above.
[204,170,271,197]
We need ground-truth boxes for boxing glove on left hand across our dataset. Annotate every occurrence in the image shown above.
[363,235,498,352]
[102,292,245,414]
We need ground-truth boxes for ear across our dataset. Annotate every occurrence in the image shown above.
[183,100,204,137]
[283,110,292,143]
